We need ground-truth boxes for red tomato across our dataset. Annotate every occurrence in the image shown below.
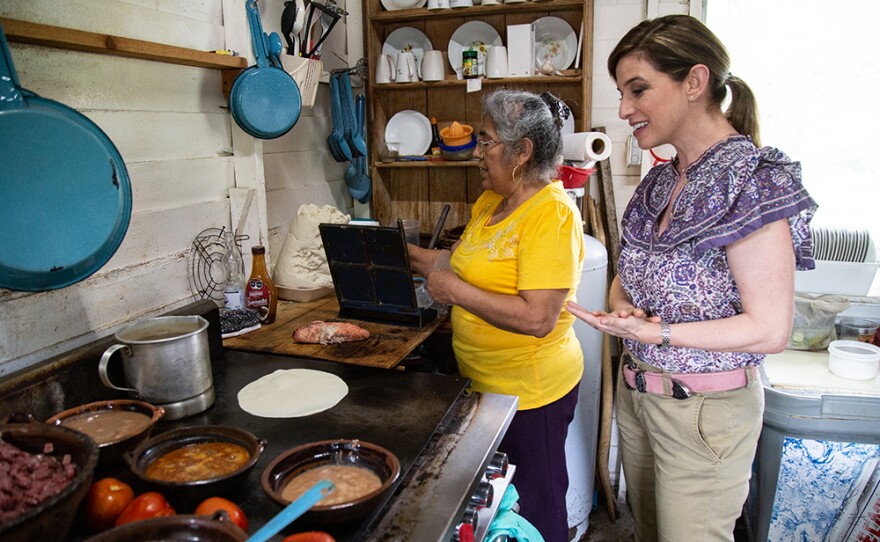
[83,477,135,532]
[194,496,248,531]
[114,491,176,526]
[281,532,336,542]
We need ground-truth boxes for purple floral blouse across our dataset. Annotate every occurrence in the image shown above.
[619,135,818,373]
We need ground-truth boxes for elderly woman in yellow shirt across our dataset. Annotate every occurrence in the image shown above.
[408,89,585,542]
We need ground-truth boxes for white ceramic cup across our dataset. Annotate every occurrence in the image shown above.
[427,0,450,8]
[421,50,445,82]
[449,0,474,7]
[396,51,418,82]
[486,45,508,78]
[375,54,396,84]
[481,0,500,5]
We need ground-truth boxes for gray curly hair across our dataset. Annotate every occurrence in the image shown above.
[481,89,566,182]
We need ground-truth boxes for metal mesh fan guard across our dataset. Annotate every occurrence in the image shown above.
[188,227,247,302]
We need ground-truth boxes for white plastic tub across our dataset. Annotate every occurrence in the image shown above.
[828,340,880,380]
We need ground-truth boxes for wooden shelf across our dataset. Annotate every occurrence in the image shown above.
[1,17,247,71]
[375,160,478,168]
[370,0,584,22]
[364,0,593,232]
[370,74,583,91]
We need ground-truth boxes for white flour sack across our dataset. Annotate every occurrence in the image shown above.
[274,204,349,288]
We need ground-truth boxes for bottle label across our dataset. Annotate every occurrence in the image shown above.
[246,279,272,322]
[224,288,245,310]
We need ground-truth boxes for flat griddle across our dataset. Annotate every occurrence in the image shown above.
[126,350,469,541]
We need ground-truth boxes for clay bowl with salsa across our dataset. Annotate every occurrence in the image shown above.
[46,399,164,468]
[124,425,266,509]
[261,439,400,526]
[0,422,99,542]
[83,510,247,542]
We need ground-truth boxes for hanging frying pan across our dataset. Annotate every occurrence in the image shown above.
[0,22,132,292]
[229,0,302,139]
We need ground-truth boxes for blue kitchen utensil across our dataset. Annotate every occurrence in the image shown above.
[229,0,302,139]
[352,94,371,203]
[246,479,334,542]
[341,71,367,157]
[328,73,351,161]
[267,32,283,68]
[0,21,132,292]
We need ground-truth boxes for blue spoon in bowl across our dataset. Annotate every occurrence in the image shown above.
[246,479,335,542]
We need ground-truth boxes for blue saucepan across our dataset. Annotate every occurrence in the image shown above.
[0,21,132,292]
[229,0,302,139]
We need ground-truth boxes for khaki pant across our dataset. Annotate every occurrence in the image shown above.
[616,358,764,542]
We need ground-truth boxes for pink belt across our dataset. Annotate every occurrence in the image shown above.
[622,352,757,400]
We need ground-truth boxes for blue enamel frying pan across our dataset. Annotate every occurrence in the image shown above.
[0,22,132,292]
[229,0,302,139]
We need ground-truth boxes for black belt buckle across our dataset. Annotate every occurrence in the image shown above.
[670,379,691,400]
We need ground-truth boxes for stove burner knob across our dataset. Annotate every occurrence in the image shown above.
[485,451,508,480]
[456,507,479,539]
[470,480,494,509]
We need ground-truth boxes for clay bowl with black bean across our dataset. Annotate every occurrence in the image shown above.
[46,399,164,468]
[0,422,99,542]
[124,425,266,509]
[261,439,400,527]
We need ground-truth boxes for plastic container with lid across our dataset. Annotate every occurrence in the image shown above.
[828,339,880,380]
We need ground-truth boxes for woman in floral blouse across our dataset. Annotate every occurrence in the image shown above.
[567,14,817,542]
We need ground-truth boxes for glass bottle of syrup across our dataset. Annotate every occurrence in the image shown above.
[245,245,277,325]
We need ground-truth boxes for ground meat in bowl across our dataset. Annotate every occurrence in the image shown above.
[0,439,77,524]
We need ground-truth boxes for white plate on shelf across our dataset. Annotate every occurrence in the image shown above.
[532,16,577,71]
[447,21,502,77]
[381,0,427,11]
[382,27,433,77]
[385,110,432,156]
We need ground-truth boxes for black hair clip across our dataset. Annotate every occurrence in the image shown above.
[539,92,571,126]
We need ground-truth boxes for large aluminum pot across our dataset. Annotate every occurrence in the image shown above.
[99,315,214,420]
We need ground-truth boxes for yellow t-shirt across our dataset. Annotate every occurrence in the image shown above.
[451,181,585,410]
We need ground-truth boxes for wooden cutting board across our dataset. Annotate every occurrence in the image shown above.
[222,296,446,369]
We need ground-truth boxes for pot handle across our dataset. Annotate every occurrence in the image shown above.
[0,21,24,110]
[98,344,139,395]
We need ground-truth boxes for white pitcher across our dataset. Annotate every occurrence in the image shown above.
[375,54,396,84]
[396,51,419,83]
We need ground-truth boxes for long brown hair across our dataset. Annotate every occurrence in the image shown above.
[608,15,761,146]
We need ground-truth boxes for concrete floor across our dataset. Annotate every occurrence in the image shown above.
[576,499,750,541]
[578,498,636,542]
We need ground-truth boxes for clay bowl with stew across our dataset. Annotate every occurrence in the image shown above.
[0,422,99,542]
[46,399,164,468]
[261,439,401,526]
[83,510,247,542]
[124,425,266,509]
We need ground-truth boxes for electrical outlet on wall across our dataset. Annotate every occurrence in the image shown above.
[626,136,642,167]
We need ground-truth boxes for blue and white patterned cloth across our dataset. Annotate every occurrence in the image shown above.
[619,135,818,373]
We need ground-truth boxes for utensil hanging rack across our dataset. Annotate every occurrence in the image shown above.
[1,17,248,97]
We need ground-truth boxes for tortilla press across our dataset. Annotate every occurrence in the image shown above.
[318,223,438,328]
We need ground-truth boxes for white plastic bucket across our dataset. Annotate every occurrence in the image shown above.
[827,340,880,380]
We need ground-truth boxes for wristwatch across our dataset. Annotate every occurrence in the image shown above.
[660,321,671,348]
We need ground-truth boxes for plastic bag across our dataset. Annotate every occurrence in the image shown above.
[788,293,851,351]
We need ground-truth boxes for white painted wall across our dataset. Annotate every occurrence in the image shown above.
[0,0,674,378]
[0,0,358,376]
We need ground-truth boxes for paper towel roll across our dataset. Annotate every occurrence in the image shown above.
[562,132,612,162]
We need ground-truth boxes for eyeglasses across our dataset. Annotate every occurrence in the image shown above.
[476,138,503,151]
